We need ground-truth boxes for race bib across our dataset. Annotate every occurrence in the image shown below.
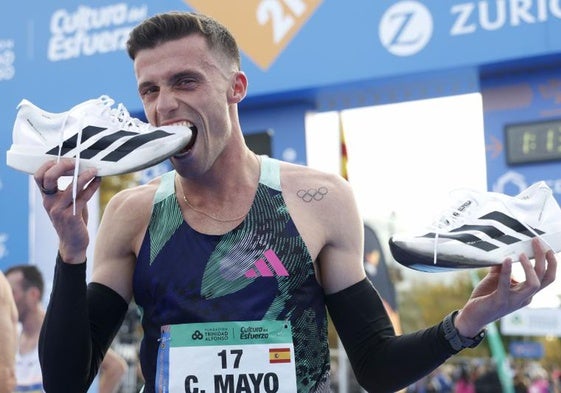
[156,320,297,393]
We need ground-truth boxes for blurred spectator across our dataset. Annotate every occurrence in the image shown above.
[407,375,430,393]
[6,264,126,392]
[473,362,502,393]
[513,368,530,393]
[551,369,561,393]
[528,368,550,393]
[0,271,17,393]
[454,365,475,393]
[88,348,128,393]
[426,366,453,393]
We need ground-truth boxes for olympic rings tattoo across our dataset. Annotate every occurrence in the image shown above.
[296,187,328,202]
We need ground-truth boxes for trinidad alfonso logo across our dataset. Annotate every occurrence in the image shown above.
[379,1,433,56]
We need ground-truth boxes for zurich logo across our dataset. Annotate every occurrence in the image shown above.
[493,171,528,195]
[379,1,433,56]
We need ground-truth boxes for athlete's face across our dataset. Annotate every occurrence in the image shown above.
[6,271,34,323]
[133,34,246,176]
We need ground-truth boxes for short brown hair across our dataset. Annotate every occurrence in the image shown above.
[126,11,241,69]
[5,264,44,298]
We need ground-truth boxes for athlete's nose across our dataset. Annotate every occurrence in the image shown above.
[155,91,179,121]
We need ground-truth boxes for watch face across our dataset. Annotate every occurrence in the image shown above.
[464,330,486,348]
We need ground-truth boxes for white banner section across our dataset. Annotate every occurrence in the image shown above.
[501,308,561,337]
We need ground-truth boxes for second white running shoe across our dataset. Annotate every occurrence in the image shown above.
[388,181,561,272]
[6,95,193,177]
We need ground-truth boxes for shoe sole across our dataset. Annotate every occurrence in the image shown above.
[6,143,186,177]
[388,232,561,272]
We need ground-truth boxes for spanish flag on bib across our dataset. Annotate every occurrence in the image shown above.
[269,348,291,364]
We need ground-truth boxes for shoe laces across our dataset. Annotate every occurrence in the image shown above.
[430,190,478,265]
[109,100,149,132]
[430,189,552,265]
[432,192,477,231]
[55,95,137,215]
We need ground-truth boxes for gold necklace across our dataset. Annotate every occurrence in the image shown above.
[180,188,247,222]
[175,154,260,223]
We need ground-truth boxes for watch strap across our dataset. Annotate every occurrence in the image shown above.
[443,310,486,352]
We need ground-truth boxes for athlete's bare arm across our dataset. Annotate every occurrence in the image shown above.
[92,181,158,302]
[98,348,128,393]
[0,272,17,393]
[280,162,366,294]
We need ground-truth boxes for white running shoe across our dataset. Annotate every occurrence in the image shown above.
[388,181,561,272]
[6,95,193,177]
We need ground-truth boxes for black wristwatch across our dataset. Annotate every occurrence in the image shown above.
[443,310,486,352]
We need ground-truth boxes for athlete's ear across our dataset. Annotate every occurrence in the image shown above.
[229,71,247,104]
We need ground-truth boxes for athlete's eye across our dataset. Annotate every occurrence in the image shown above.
[176,78,197,89]
[140,86,159,97]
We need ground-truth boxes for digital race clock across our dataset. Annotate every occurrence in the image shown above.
[505,118,561,165]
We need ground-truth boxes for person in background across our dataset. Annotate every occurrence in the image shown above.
[5,265,44,392]
[5,264,126,393]
[513,367,530,393]
[89,348,128,393]
[0,271,17,393]
[35,11,557,393]
[473,361,502,393]
[454,365,475,393]
[551,368,561,393]
[528,368,550,393]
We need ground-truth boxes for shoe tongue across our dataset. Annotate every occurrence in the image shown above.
[451,188,483,207]
[435,189,482,228]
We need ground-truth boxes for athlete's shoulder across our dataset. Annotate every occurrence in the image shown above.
[103,175,163,221]
[278,160,353,195]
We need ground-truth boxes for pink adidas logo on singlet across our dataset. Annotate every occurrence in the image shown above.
[245,249,289,278]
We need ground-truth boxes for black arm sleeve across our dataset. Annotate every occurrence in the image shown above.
[38,254,128,393]
[325,278,458,393]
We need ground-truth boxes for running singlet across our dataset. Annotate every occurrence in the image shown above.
[134,156,330,393]
[15,345,43,393]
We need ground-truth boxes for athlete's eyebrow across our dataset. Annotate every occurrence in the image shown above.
[138,71,203,93]
[168,70,203,85]
[137,80,155,94]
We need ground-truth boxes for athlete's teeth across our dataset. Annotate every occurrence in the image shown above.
[170,121,193,128]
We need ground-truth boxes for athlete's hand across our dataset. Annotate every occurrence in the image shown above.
[34,159,101,263]
[454,237,557,337]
